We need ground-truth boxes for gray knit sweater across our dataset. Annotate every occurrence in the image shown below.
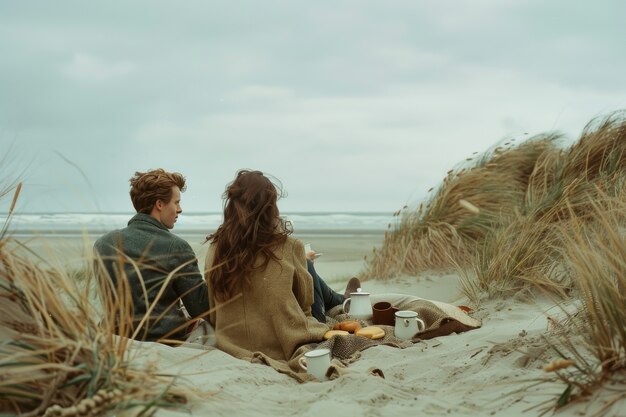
[94,213,209,342]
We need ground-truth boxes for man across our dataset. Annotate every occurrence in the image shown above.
[94,169,209,344]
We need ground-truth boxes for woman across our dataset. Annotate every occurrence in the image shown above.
[204,170,357,363]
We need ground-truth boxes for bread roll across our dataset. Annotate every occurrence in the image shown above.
[355,326,385,339]
[323,330,349,340]
[332,320,362,333]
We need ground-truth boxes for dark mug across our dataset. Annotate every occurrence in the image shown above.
[372,301,399,326]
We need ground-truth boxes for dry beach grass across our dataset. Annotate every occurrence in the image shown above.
[0,185,198,416]
[362,110,626,413]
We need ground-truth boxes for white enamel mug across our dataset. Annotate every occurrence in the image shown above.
[394,310,425,340]
[298,348,331,381]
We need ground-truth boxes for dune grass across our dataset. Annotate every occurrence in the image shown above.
[459,212,566,304]
[466,113,626,302]
[561,198,626,374]
[0,184,197,416]
[532,195,626,413]
[362,110,626,411]
[362,111,626,293]
[361,134,562,279]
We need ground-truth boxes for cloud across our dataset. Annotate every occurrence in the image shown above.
[124,63,625,211]
[63,53,135,82]
[133,62,624,154]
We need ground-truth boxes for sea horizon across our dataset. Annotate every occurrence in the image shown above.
[1,211,397,237]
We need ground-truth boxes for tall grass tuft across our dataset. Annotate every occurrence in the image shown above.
[561,111,626,186]
[361,134,561,279]
[464,113,626,300]
[461,211,567,302]
[0,184,195,416]
[535,193,626,412]
[362,111,626,297]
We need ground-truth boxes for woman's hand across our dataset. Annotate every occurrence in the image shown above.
[304,243,322,261]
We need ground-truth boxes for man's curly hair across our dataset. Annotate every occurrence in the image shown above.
[129,169,186,214]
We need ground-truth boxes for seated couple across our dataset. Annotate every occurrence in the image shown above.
[93,168,358,352]
[94,169,480,374]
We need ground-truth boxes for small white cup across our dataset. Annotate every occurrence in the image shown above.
[394,310,425,340]
[304,243,312,254]
[298,348,331,381]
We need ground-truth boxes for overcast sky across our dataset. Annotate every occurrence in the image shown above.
[1,1,624,214]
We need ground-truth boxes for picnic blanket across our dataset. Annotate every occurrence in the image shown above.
[250,296,482,382]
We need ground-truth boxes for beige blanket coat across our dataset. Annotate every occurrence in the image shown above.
[205,237,329,364]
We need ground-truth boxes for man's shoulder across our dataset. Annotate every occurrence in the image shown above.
[168,233,193,251]
[124,221,191,252]
[93,229,123,250]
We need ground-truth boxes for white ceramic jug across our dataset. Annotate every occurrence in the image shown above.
[394,310,425,340]
[342,288,372,320]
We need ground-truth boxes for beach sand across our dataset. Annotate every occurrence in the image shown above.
[14,234,624,417]
[138,284,573,417]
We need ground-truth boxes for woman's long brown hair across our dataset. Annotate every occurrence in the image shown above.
[207,170,292,301]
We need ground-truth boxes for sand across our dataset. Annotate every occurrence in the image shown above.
[13,233,625,416]
[151,291,625,417]
[134,283,576,417]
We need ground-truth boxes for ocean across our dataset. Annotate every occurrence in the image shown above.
[2,212,396,238]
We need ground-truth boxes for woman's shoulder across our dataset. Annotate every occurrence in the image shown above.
[268,236,304,260]
[283,235,304,252]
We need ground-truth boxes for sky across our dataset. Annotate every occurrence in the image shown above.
[1,0,625,214]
